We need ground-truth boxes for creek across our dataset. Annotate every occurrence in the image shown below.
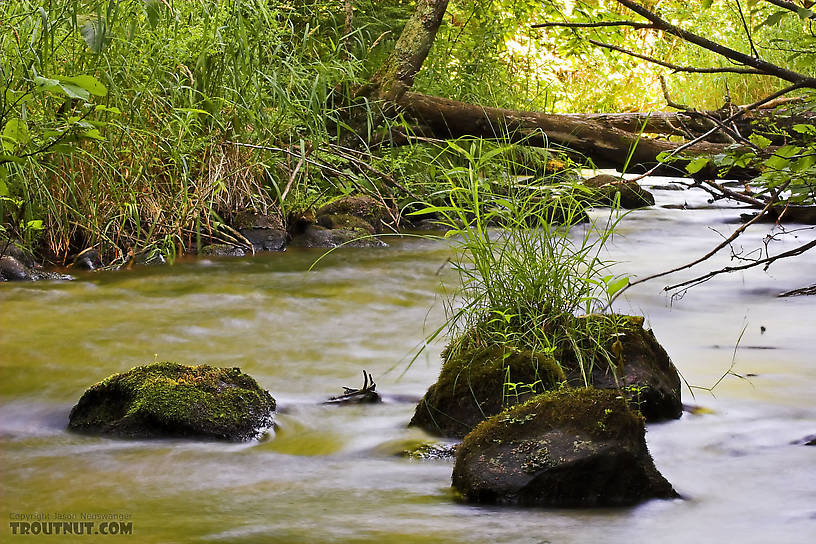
[1,180,815,543]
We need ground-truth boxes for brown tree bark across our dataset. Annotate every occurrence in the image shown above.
[393,92,732,171]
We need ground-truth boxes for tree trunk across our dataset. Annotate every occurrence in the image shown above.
[394,92,734,171]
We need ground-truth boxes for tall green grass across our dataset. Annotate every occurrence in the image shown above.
[1,0,395,262]
[413,139,629,384]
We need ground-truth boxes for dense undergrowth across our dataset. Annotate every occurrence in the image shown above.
[1,0,813,263]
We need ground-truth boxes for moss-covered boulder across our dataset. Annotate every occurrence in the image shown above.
[563,316,683,422]
[409,344,566,439]
[410,316,681,439]
[582,174,655,209]
[68,363,275,441]
[316,195,388,233]
[288,224,386,248]
[451,388,678,507]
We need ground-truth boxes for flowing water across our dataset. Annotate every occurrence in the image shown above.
[2,181,815,543]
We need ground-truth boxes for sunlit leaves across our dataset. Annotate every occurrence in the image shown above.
[748,133,772,149]
[1,120,30,152]
[685,156,710,174]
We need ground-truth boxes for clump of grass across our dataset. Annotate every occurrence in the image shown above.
[414,138,629,383]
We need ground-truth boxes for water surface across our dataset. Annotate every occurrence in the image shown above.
[2,181,815,543]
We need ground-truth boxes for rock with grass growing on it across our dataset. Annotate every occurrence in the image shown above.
[410,315,681,439]
[68,363,275,441]
[563,315,683,422]
[452,388,678,507]
[409,342,566,439]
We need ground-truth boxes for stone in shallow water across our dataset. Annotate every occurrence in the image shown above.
[68,363,275,441]
[451,388,678,507]
[583,174,655,208]
[410,316,682,439]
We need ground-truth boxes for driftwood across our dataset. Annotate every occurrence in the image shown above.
[324,370,382,405]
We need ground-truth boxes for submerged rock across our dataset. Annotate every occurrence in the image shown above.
[410,316,681,439]
[451,388,678,507]
[743,205,816,225]
[0,255,31,281]
[199,244,247,257]
[0,254,72,282]
[401,442,458,460]
[582,174,655,209]
[68,363,275,441]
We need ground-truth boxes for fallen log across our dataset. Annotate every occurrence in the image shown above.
[560,109,816,142]
[393,91,735,172]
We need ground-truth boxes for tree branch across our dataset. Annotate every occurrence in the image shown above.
[609,179,792,305]
[531,20,651,29]
[615,0,816,87]
[763,0,816,19]
[587,39,764,74]
[665,237,816,292]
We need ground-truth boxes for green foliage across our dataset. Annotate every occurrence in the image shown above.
[1,0,403,260]
[412,138,629,381]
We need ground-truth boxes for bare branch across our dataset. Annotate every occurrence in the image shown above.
[615,0,816,87]
[587,39,764,75]
[665,238,816,291]
[735,0,760,58]
[531,20,651,30]
[609,179,792,305]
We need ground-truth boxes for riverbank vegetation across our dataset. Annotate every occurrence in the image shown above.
[1,1,814,271]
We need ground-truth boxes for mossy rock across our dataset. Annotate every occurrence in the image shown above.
[199,244,247,257]
[451,388,678,507]
[562,315,683,422]
[409,344,566,439]
[410,316,681,439]
[288,224,386,248]
[316,195,388,233]
[316,213,376,235]
[68,363,275,441]
[582,174,655,209]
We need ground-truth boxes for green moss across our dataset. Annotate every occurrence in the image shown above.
[69,363,275,441]
[316,213,376,234]
[316,196,386,232]
[437,342,565,407]
[464,388,642,450]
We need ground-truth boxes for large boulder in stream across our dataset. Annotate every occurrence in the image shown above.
[563,316,683,422]
[451,388,678,507]
[409,344,566,439]
[409,316,682,439]
[68,363,275,441]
